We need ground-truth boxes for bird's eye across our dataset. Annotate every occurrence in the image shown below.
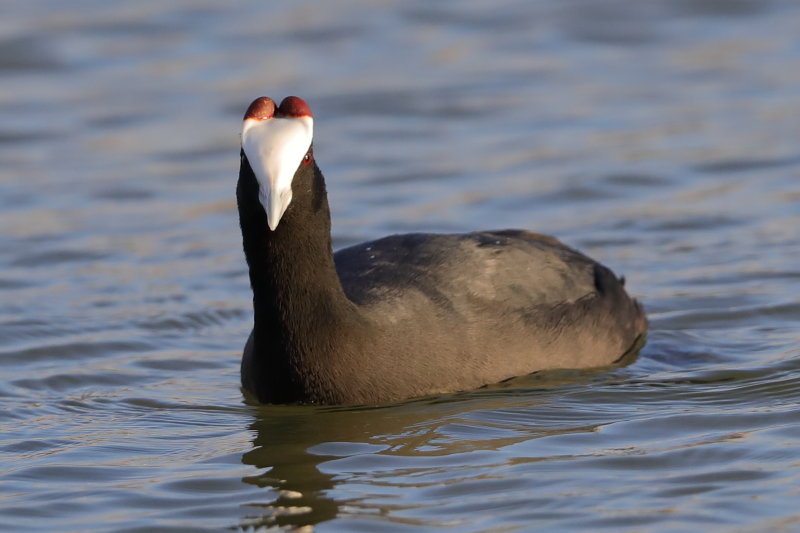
[303,152,313,166]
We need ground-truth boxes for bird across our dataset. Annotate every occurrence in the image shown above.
[236,95,647,405]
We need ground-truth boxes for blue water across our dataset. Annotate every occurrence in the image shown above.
[1,1,799,531]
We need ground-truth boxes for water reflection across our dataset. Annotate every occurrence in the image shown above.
[238,368,620,529]
[241,406,339,528]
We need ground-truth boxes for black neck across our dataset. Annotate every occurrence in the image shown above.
[237,151,352,398]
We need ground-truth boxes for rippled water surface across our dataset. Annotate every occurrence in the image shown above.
[2,1,799,531]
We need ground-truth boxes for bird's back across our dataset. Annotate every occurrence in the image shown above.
[330,230,646,401]
[336,230,604,313]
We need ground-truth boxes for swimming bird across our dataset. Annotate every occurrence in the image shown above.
[237,96,647,405]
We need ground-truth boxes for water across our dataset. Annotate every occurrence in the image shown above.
[1,0,799,531]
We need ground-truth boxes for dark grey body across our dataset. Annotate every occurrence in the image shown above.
[238,150,647,405]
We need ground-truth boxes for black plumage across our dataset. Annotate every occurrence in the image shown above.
[237,138,646,405]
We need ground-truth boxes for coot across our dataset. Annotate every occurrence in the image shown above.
[237,96,647,405]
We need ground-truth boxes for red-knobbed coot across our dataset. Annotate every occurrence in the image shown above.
[237,96,647,405]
